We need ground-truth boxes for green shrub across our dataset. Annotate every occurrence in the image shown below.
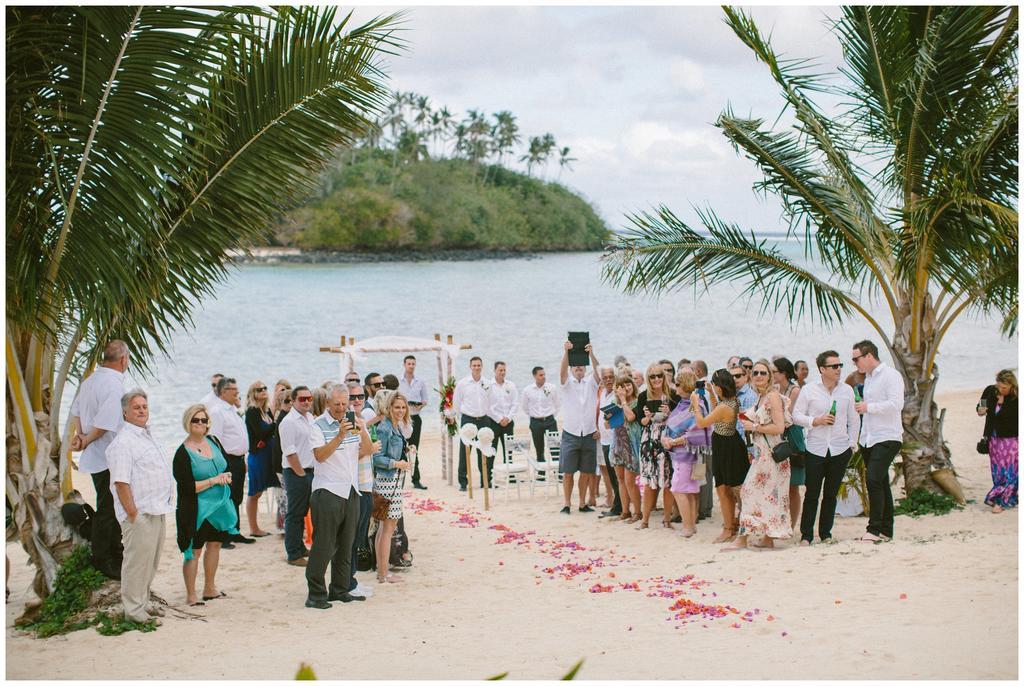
[24,545,106,637]
[894,488,964,517]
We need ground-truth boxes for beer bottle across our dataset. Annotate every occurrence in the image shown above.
[829,400,837,417]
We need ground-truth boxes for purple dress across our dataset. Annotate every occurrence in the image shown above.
[663,398,709,494]
[985,401,1018,509]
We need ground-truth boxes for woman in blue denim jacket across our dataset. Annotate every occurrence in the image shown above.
[372,392,411,584]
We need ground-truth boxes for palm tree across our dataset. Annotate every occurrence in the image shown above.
[492,110,521,168]
[396,129,429,163]
[5,6,401,609]
[413,94,432,138]
[602,6,1017,493]
[519,136,545,177]
[557,146,577,181]
[538,133,557,178]
[436,106,454,157]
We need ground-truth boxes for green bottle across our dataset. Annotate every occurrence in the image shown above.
[369,424,378,442]
[853,387,862,402]
[829,400,837,416]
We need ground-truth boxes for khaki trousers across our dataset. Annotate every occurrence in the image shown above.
[119,513,165,622]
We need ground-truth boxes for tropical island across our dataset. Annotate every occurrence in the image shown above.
[255,91,610,260]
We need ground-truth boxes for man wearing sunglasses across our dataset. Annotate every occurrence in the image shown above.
[278,385,317,566]
[851,339,905,542]
[791,351,858,545]
[363,372,385,413]
[209,377,254,546]
[200,373,224,409]
[399,356,430,490]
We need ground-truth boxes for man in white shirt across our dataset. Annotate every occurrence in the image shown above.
[208,377,254,545]
[399,355,429,490]
[852,339,905,542]
[558,340,600,514]
[792,350,858,545]
[106,389,175,624]
[278,385,316,565]
[519,366,560,476]
[69,339,129,579]
[199,373,224,408]
[306,385,373,609]
[487,361,518,474]
[452,356,489,491]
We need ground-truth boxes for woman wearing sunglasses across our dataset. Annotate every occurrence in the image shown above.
[635,364,680,529]
[173,404,238,606]
[243,381,276,537]
[724,359,792,551]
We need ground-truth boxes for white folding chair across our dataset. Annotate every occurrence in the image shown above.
[492,436,532,502]
[527,430,562,496]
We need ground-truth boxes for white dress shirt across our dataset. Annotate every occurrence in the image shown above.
[453,376,490,418]
[278,407,316,470]
[208,397,249,456]
[310,413,359,499]
[520,383,560,418]
[561,371,599,437]
[399,375,429,416]
[860,362,905,447]
[792,381,858,456]
[106,423,175,523]
[597,387,615,446]
[488,380,519,424]
[199,390,218,409]
[69,366,125,474]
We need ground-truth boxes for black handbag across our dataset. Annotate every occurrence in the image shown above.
[977,437,990,454]
[771,440,794,464]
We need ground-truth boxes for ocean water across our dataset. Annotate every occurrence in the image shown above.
[62,248,1018,451]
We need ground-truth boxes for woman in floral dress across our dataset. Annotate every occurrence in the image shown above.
[984,369,1018,513]
[723,359,791,551]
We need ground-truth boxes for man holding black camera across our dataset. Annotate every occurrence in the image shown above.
[558,338,600,514]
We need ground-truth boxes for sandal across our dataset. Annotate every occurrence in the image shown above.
[188,600,206,607]
[712,529,736,544]
[679,528,696,538]
[635,522,649,530]
[662,521,674,529]
[618,513,631,521]
[202,591,227,601]
[628,514,643,524]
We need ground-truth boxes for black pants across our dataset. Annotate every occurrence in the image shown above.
[89,470,123,569]
[306,488,360,602]
[863,440,901,538]
[225,453,246,529]
[602,445,622,513]
[490,419,514,484]
[459,414,488,488]
[282,468,313,561]
[800,448,852,542]
[529,415,557,460]
[698,451,714,519]
[409,414,424,485]
[347,491,372,591]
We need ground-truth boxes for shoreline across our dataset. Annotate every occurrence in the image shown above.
[230,247,604,265]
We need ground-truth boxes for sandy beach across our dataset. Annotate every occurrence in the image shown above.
[5,389,1017,680]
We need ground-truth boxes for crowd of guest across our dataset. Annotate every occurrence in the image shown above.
[66,337,1017,622]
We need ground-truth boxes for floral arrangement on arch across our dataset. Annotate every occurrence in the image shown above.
[437,376,458,437]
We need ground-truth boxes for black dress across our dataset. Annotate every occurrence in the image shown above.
[710,398,750,488]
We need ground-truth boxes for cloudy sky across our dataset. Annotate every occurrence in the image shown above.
[348,4,845,234]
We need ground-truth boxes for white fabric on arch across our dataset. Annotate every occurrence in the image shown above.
[337,335,465,366]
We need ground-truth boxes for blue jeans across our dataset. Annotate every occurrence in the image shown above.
[282,468,313,561]
[348,491,372,591]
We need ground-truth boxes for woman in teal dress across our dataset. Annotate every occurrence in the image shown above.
[173,404,239,606]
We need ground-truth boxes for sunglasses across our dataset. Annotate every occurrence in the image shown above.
[350,394,366,400]
[254,386,267,392]
[648,374,664,379]
[822,363,844,370]
[191,417,209,425]
[296,396,313,402]
[742,364,753,370]
[369,382,384,388]
[851,354,864,363]
[751,370,770,377]
[731,373,744,379]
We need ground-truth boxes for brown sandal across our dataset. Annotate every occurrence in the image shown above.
[662,521,674,529]
[635,522,649,530]
[713,528,737,544]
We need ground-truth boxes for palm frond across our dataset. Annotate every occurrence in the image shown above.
[602,205,856,327]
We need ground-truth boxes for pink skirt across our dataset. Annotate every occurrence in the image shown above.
[670,457,700,494]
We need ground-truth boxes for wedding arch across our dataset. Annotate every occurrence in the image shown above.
[319,334,471,485]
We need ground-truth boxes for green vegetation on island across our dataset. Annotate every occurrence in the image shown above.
[272,92,610,252]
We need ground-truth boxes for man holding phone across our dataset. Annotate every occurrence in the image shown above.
[399,355,429,490]
[306,384,374,609]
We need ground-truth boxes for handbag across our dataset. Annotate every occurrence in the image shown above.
[976,437,990,454]
[771,440,794,464]
[371,491,392,521]
[691,459,707,483]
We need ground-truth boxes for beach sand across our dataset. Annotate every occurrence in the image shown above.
[6,390,1017,680]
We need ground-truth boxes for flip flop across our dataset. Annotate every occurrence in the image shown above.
[251,532,271,538]
[202,591,227,601]
[188,600,206,607]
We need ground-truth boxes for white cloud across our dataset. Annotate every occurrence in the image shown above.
[668,57,705,93]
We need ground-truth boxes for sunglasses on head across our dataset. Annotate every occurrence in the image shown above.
[191,417,209,425]
[751,370,770,377]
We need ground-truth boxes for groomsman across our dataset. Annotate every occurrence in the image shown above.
[452,357,490,491]
[558,340,601,514]
[398,356,429,490]
[520,366,560,480]
[487,361,518,469]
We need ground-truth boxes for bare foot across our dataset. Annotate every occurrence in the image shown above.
[799,540,811,547]
[992,505,1004,514]
[635,521,649,530]
[712,530,735,544]
[679,528,696,538]
[662,521,673,529]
